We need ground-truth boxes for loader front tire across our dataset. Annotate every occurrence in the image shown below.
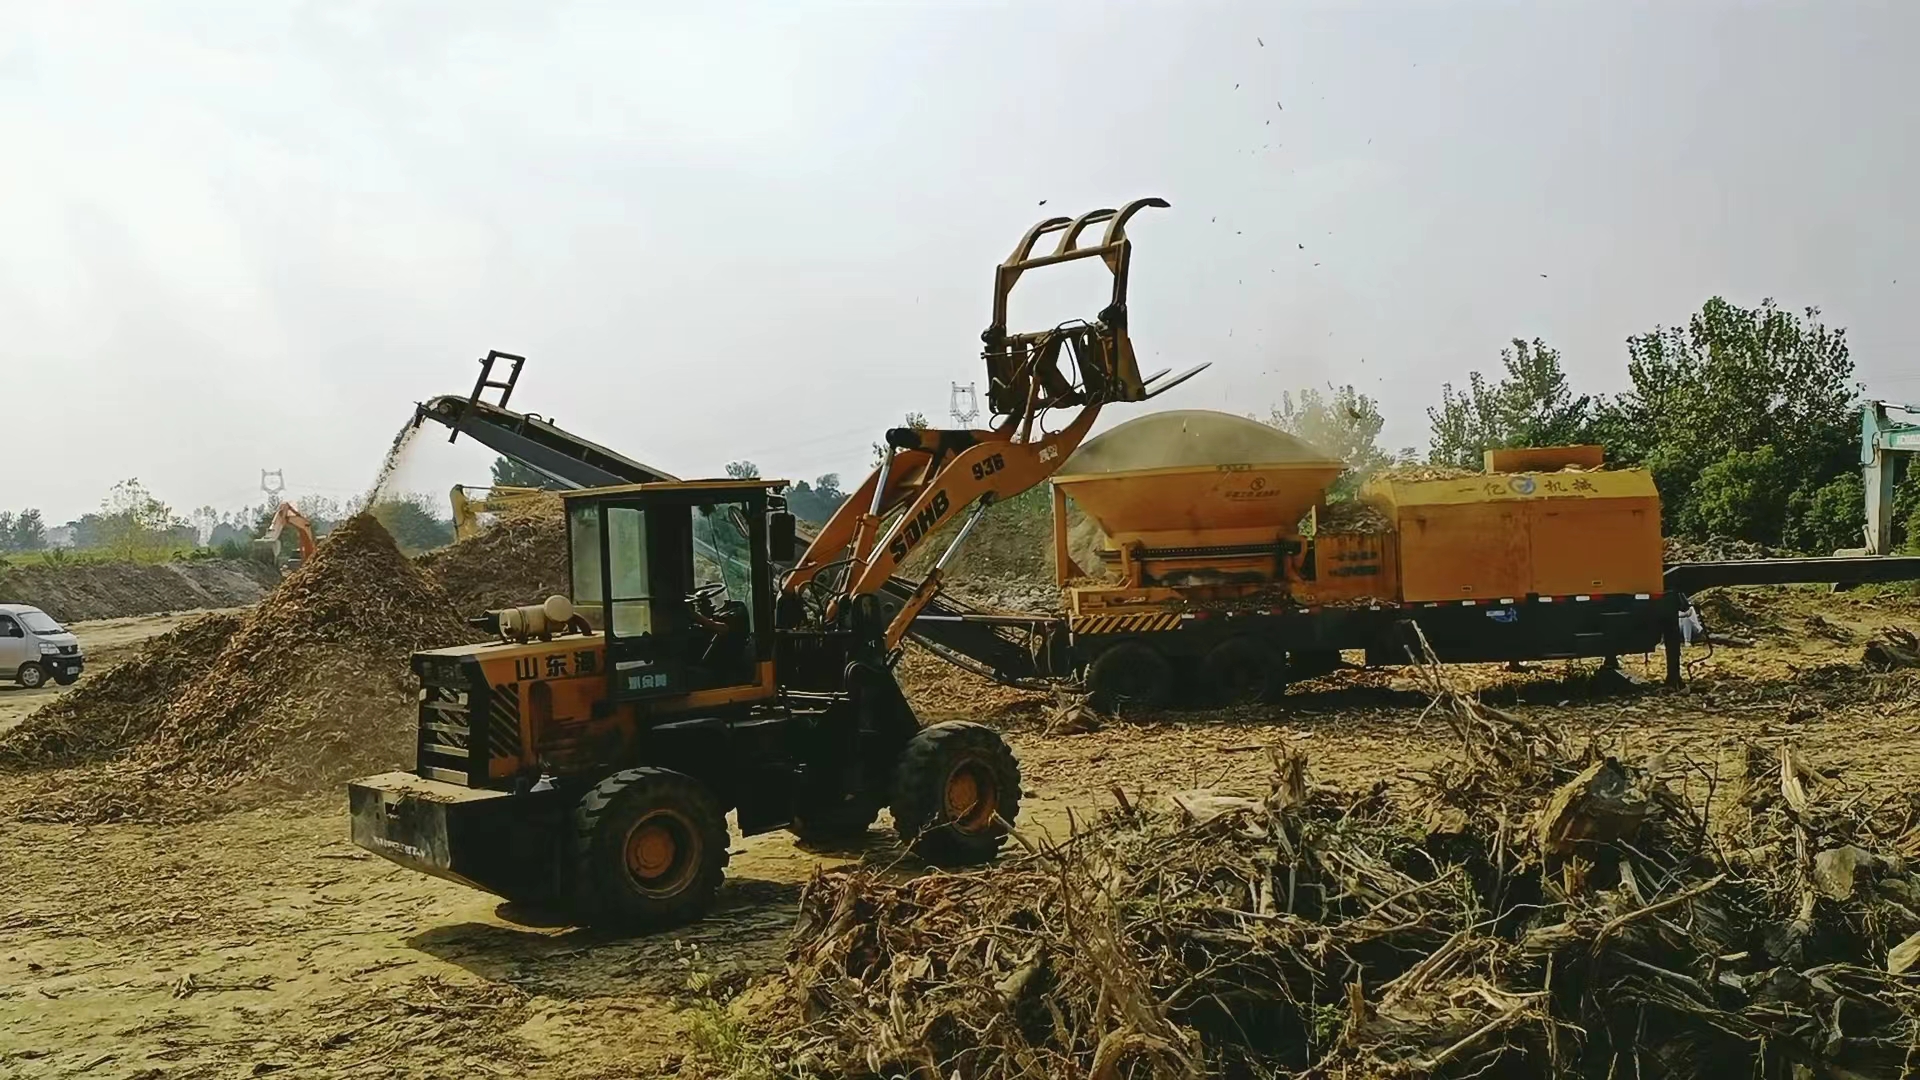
[891,721,1020,867]
[572,768,729,931]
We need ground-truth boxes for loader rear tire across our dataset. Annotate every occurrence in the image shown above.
[1204,637,1288,705]
[572,768,729,931]
[1086,641,1174,712]
[891,721,1020,867]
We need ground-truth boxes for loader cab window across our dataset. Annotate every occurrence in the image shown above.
[569,502,655,636]
[691,502,756,632]
[606,506,654,637]
[569,503,606,628]
[571,489,772,702]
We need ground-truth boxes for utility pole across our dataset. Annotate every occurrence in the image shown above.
[950,381,979,427]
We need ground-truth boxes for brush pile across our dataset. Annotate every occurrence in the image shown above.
[766,641,1920,1078]
[1863,627,1920,672]
[1664,534,1780,565]
[0,515,479,821]
[417,494,569,614]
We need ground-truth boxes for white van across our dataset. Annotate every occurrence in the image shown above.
[0,604,84,688]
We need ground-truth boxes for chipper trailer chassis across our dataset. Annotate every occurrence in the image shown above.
[349,199,1205,929]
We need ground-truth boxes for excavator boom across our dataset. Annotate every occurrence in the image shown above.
[259,502,318,563]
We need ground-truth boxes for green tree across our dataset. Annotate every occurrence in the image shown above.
[1427,338,1594,468]
[1614,297,1856,535]
[294,496,346,537]
[370,494,455,554]
[1264,385,1407,498]
[491,456,554,488]
[724,461,761,479]
[1786,473,1867,554]
[787,473,849,524]
[1680,447,1791,543]
[98,479,188,561]
[10,509,45,552]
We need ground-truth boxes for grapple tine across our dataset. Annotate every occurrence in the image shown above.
[1053,208,1118,257]
[1006,216,1074,267]
[1101,197,1171,247]
[1141,363,1211,400]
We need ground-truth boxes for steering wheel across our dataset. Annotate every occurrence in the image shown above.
[688,581,728,617]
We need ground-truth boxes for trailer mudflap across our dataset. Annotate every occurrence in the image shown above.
[348,772,568,903]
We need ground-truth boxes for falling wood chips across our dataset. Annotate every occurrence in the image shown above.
[758,638,1920,1079]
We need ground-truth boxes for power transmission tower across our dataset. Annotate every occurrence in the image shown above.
[950,381,979,427]
[261,469,285,504]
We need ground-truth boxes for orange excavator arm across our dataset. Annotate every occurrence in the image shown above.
[262,502,318,562]
[783,198,1205,650]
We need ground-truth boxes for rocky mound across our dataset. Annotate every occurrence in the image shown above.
[0,612,242,770]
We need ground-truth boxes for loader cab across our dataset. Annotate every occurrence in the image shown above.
[563,481,792,705]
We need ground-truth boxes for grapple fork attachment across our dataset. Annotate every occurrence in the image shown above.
[981,198,1170,420]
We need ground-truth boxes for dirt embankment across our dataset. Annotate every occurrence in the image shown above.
[0,558,278,622]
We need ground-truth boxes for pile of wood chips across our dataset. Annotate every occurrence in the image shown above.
[1374,464,1480,483]
[3,514,480,822]
[0,612,242,770]
[761,637,1920,1079]
[417,494,569,614]
[1315,499,1394,535]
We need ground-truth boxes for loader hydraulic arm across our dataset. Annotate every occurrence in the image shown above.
[784,198,1205,650]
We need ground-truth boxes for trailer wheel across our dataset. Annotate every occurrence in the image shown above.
[572,768,729,930]
[1204,637,1288,704]
[1287,648,1342,680]
[892,721,1020,866]
[1086,641,1174,712]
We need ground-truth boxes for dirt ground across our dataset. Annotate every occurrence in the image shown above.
[8,584,1920,1078]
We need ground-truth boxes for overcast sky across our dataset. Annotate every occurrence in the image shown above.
[6,2,1916,525]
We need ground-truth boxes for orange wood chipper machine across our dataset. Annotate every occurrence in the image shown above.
[902,413,1920,708]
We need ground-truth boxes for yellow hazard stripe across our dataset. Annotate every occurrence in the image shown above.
[1072,611,1184,636]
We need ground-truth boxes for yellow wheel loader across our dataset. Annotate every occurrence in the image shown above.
[349,199,1204,928]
